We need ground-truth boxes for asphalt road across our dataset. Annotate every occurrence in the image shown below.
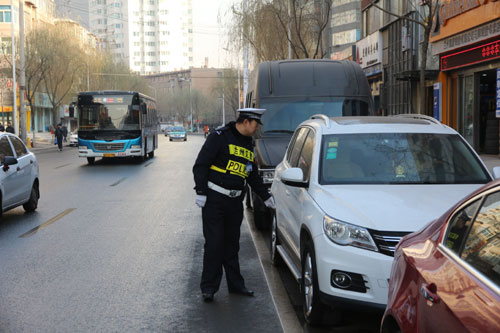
[0,135,281,332]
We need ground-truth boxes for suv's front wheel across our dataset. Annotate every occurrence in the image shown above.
[301,240,325,326]
[270,212,283,266]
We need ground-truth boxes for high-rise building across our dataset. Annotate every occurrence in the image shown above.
[89,0,193,75]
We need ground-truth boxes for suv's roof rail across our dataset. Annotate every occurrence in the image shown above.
[395,114,443,126]
[310,114,331,128]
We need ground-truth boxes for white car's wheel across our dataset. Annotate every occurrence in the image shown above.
[23,183,39,212]
[270,212,283,266]
[301,240,325,326]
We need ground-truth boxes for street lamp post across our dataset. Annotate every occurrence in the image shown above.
[179,77,193,132]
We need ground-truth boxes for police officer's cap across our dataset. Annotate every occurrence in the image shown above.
[237,108,265,125]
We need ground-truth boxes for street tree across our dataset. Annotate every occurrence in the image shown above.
[212,69,240,122]
[369,0,440,114]
[229,0,332,63]
[0,26,52,144]
[42,24,86,125]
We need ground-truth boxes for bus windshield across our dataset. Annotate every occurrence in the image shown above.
[259,96,372,134]
[79,95,139,131]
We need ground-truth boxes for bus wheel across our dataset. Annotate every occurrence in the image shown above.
[87,157,95,165]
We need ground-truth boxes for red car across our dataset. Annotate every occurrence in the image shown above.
[381,179,500,333]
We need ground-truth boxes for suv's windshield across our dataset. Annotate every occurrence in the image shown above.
[259,97,372,134]
[320,133,490,184]
[173,126,185,132]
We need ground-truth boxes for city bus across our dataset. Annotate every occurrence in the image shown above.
[77,91,159,165]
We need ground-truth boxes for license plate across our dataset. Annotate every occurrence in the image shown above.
[103,153,115,157]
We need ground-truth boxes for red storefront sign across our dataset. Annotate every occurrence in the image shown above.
[441,38,500,71]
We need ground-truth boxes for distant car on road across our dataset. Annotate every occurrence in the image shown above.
[382,179,500,333]
[270,114,495,325]
[69,130,78,146]
[164,125,174,137]
[169,126,187,141]
[0,132,40,218]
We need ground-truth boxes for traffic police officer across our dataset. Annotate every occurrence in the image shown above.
[193,108,275,302]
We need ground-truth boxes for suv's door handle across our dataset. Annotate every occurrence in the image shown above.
[420,283,440,304]
[16,167,20,172]
[30,160,33,164]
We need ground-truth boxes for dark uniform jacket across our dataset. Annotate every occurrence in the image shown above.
[5,126,14,134]
[193,121,270,201]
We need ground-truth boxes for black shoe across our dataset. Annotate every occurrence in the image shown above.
[229,288,254,297]
[202,293,214,302]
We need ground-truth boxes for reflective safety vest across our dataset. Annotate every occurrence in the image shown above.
[210,143,254,179]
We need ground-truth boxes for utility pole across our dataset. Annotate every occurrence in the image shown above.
[243,0,248,108]
[10,0,17,136]
[19,0,27,144]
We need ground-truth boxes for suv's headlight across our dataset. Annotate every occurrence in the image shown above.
[323,215,378,251]
[260,169,275,184]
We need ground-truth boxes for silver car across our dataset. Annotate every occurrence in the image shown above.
[0,133,40,218]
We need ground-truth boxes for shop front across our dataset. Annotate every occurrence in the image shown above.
[431,1,500,153]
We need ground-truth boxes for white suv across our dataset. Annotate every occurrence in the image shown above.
[270,115,497,325]
[0,133,40,218]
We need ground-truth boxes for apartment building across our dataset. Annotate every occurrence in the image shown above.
[89,0,193,75]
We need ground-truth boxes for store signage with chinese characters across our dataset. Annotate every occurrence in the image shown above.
[441,38,500,71]
[432,19,500,55]
[356,31,382,69]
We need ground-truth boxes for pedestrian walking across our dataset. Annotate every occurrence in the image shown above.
[62,125,68,142]
[192,108,275,303]
[55,123,64,151]
[0,122,4,132]
[5,122,14,134]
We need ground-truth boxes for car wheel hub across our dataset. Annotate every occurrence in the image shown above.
[304,254,314,313]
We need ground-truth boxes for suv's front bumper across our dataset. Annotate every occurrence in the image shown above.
[313,233,392,308]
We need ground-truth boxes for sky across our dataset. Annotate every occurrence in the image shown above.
[192,0,236,69]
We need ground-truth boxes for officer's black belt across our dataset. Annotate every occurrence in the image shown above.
[207,181,242,198]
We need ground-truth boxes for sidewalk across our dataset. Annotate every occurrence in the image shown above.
[28,132,71,153]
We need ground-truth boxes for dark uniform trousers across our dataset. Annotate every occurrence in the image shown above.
[201,190,245,293]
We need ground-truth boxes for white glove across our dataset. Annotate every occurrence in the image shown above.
[264,196,275,209]
[195,195,207,208]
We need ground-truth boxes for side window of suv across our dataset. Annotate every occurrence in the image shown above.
[0,136,14,163]
[10,136,27,157]
[444,199,480,253]
[288,127,309,167]
[297,130,315,180]
[459,191,500,286]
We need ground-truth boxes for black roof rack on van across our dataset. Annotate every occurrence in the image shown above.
[394,114,443,126]
[310,114,331,128]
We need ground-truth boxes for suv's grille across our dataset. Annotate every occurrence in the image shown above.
[93,143,125,151]
[369,230,410,257]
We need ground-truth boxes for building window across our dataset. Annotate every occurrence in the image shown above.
[0,6,12,23]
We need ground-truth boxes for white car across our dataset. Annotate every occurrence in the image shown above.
[0,133,40,218]
[69,130,78,146]
[270,114,497,325]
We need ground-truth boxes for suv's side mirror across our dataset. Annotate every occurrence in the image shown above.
[140,103,147,114]
[281,167,308,188]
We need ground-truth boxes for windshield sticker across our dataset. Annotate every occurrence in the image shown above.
[328,141,338,148]
[326,148,337,160]
[395,165,405,178]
